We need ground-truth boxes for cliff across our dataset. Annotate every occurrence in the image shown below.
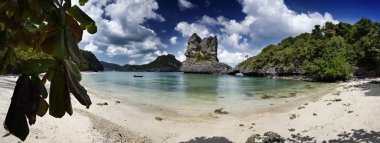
[180,33,231,74]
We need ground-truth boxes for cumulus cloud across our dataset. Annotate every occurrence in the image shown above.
[170,36,178,45]
[175,22,212,38]
[218,50,248,66]
[74,0,167,64]
[178,0,196,11]
[174,0,338,66]
[84,42,103,54]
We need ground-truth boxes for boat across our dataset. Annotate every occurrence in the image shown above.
[133,75,143,77]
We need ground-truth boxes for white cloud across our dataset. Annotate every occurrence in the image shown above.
[174,0,338,66]
[74,0,167,64]
[218,50,247,66]
[170,36,178,45]
[175,22,211,38]
[128,60,136,65]
[178,0,196,11]
[84,42,103,54]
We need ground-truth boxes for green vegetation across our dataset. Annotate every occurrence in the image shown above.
[238,18,380,81]
[124,54,182,72]
[78,50,104,72]
[0,0,96,140]
[100,54,181,72]
[195,52,212,62]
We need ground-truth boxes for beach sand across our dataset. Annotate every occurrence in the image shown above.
[1,75,380,142]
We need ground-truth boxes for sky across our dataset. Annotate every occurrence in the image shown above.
[74,0,380,66]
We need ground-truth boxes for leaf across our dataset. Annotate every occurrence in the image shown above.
[79,0,89,6]
[4,101,29,141]
[65,15,84,63]
[36,98,49,117]
[66,65,91,108]
[31,75,48,99]
[64,60,81,81]
[49,67,68,118]
[86,23,97,34]
[42,68,55,84]
[51,29,66,59]
[67,5,94,28]
[13,59,55,75]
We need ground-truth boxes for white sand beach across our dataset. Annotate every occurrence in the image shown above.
[1,76,380,142]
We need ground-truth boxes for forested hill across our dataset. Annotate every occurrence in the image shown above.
[233,18,380,82]
[101,54,182,72]
[78,50,104,72]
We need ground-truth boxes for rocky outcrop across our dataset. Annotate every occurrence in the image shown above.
[228,65,303,76]
[181,33,231,74]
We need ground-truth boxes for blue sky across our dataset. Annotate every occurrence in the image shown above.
[76,0,380,66]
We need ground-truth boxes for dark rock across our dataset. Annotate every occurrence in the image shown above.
[239,124,244,127]
[246,134,261,143]
[96,102,108,106]
[181,33,231,74]
[262,131,285,142]
[155,116,163,121]
[214,108,229,114]
[290,114,297,120]
[313,113,317,116]
[288,128,296,132]
[298,106,305,110]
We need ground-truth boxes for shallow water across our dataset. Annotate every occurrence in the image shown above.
[81,72,331,113]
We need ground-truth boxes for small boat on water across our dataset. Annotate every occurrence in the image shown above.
[133,75,143,77]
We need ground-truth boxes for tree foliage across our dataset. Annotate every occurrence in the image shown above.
[0,0,96,140]
[238,18,380,81]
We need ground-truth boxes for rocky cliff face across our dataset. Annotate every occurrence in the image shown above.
[181,33,231,74]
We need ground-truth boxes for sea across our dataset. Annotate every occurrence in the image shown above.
[81,72,332,114]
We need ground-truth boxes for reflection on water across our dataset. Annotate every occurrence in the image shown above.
[81,72,329,111]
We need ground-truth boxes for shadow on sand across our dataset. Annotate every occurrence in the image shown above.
[180,136,233,143]
[327,129,380,143]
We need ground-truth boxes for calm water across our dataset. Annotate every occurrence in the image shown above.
[81,72,330,112]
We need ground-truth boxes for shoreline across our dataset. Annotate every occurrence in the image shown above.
[0,76,380,142]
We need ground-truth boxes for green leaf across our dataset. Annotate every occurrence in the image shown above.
[31,75,48,99]
[4,101,29,141]
[42,68,55,84]
[51,29,66,59]
[67,5,94,28]
[86,23,97,34]
[49,67,68,118]
[36,98,49,117]
[13,59,55,75]
[66,65,91,108]
[79,0,88,6]
[64,60,81,81]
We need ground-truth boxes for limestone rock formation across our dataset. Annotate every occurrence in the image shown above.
[181,33,231,74]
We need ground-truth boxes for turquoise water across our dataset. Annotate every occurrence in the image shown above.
[81,72,329,113]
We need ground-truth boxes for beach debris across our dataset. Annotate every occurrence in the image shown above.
[333,98,342,102]
[313,113,317,116]
[261,94,274,99]
[96,102,108,106]
[155,116,163,121]
[327,103,332,105]
[343,103,351,106]
[249,126,253,129]
[251,123,256,126]
[214,108,229,114]
[303,103,308,106]
[333,92,341,96]
[298,106,305,110]
[288,128,296,132]
[279,95,288,98]
[270,103,274,106]
[115,101,121,104]
[289,92,297,97]
[348,111,354,113]
[239,124,244,127]
[290,114,297,120]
